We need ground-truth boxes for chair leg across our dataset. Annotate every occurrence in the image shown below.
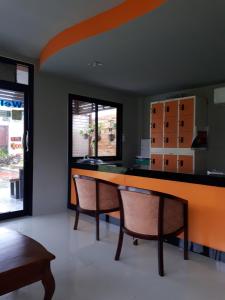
[115,228,124,261]
[133,237,138,246]
[74,209,80,230]
[158,236,164,276]
[96,213,100,241]
[184,204,189,260]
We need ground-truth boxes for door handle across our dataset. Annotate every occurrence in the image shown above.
[25,130,29,152]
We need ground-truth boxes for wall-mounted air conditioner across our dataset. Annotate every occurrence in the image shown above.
[214,86,225,104]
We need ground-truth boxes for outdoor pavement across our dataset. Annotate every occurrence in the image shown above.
[0,166,23,213]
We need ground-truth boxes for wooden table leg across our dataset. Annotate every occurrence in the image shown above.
[42,263,55,300]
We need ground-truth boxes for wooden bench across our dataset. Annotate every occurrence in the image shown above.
[0,228,55,299]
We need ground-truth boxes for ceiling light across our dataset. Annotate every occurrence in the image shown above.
[88,61,103,68]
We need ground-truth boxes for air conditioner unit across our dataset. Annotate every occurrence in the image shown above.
[214,86,225,104]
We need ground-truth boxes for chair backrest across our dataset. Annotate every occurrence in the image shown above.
[98,181,120,210]
[119,186,185,236]
[74,176,96,210]
[74,175,120,211]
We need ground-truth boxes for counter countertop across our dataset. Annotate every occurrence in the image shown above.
[72,163,225,188]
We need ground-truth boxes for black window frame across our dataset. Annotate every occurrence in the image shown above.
[69,94,123,162]
[0,55,34,220]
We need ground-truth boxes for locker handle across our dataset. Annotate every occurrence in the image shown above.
[152,159,155,165]
[165,106,170,113]
[152,108,156,114]
[164,159,169,166]
[180,120,184,127]
[178,160,184,167]
[165,122,169,128]
[150,123,156,128]
[25,130,29,152]
[180,104,184,111]
[164,137,169,143]
[178,137,184,143]
[151,137,155,143]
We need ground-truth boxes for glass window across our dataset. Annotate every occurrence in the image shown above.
[16,65,29,85]
[70,96,122,160]
[72,100,96,157]
[0,62,29,85]
[98,105,117,157]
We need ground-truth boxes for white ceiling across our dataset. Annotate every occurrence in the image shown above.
[0,0,123,58]
[0,0,225,96]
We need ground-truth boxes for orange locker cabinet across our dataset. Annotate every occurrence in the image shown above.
[165,100,178,117]
[178,155,193,173]
[179,98,194,117]
[164,155,177,172]
[164,133,177,148]
[150,154,163,171]
[151,133,163,148]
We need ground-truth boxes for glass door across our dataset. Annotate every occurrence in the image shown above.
[0,87,27,216]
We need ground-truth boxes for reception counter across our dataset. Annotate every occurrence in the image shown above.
[69,163,225,254]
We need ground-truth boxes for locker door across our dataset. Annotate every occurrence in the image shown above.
[165,100,178,117]
[151,102,164,119]
[179,115,194,133]
[179,98,194,117]
[164,155,177,172]
[164,116,178,135]
[178,132,193,148]
[151,119,163,134]
[151,133,163,148]
[164,133,177,148]
[150,154,163,171]
[178,155,193,173]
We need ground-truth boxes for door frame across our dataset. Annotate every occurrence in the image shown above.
[0,56,34,220]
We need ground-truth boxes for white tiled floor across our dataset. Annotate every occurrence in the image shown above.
[1,211,225,300]
[0,179,23,213]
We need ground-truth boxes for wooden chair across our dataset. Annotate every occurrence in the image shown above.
[0,228,55,299]
[73,175,120,241]
[115,186,188,276]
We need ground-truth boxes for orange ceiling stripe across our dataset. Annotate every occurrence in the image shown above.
[39,0,166,66]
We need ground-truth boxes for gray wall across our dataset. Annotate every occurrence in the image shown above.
[137,83,225,172]
[33,71,139,215]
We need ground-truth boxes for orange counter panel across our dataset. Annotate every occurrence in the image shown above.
[70,168,225,252]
